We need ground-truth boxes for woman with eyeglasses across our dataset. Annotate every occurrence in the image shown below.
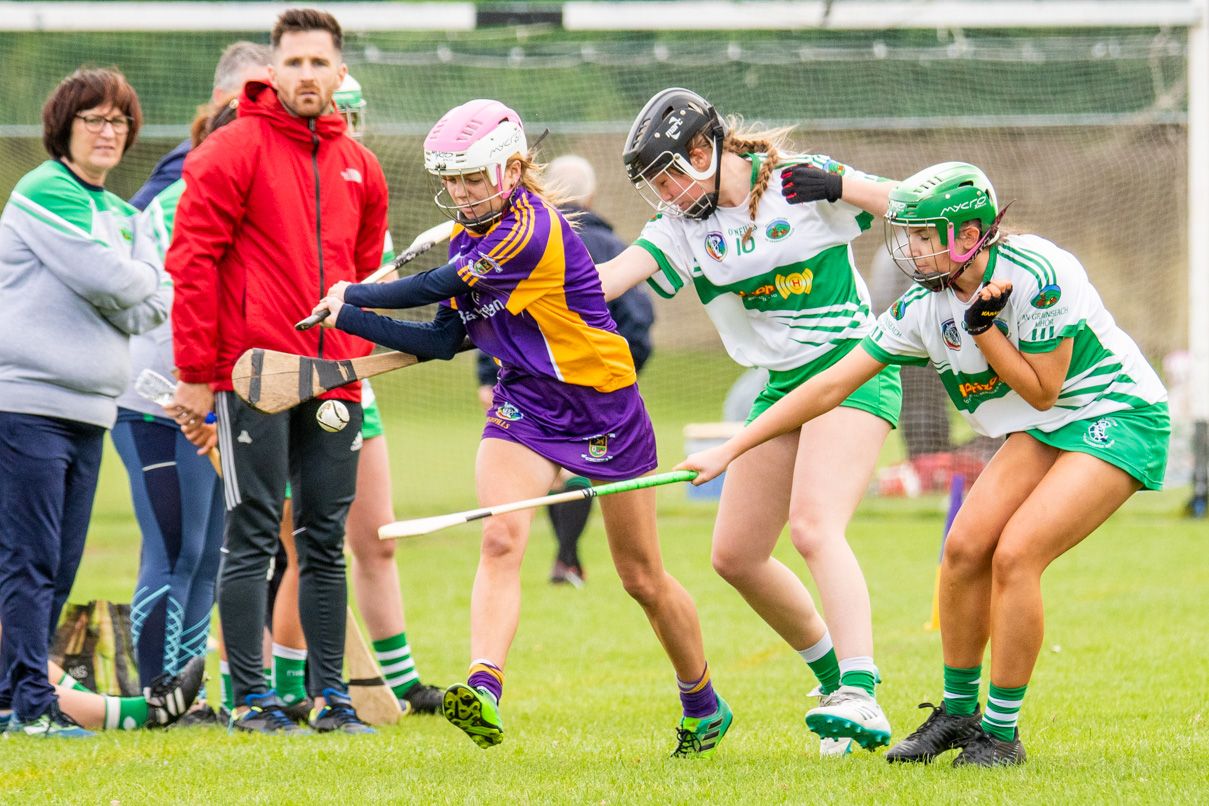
[0,67,171,737]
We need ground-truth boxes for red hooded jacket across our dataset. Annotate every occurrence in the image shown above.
[166,81,389,401]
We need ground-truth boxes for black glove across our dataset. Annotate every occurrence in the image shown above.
[781,164,843,204]
[965,286,1013,335]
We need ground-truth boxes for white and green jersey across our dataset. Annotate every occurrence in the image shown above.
[862,234,1166,438]
[0,160,171,427]
[636,153,884,374]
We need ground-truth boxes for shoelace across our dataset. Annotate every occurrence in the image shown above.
[673,727,703,756]
[900,703,947,741]
[49,704,85,730]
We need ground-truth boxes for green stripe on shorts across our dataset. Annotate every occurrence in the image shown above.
[1026,402,1170,491]
[748,356,902,428]
[362,397,384,440]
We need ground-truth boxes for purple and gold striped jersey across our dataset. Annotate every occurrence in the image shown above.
[446,186,636,393]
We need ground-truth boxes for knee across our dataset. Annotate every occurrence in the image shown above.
[991,538,1038,587]
[479,522,524,562]
[618,566,664,608]
[787,518,832,562]
[941,530,995,577]
[710,545,752,587]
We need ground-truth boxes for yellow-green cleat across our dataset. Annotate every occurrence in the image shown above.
[443,683,504,749]
[671,695,733,759]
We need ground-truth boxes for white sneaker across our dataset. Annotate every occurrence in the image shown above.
[805,685,891,751]
[807,686,854,757]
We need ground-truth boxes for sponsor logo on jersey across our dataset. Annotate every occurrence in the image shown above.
[495,402,523,421]
[1084,417,1117,448]
[120,227,133,242]
[341,168,363,184]
[705,232,726,261]
[1031,284,1062,309]
[765,219,791,241]
[957,375,1001,400]
[941,319,961,350]
[775,271,813,298]
[890,299,906,320]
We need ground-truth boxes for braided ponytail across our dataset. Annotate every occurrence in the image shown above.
[721,117,795,245]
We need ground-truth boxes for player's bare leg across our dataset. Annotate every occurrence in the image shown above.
[939,434,1055,669]
[788,407,887,661]
[598,480,733,758]
[988,449,1139,686]
[598,484,705,681]
[710,431,824,647]
[469,438,558,666]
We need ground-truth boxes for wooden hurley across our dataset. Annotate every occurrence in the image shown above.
[231,348,422,415]
[344,606,405,724]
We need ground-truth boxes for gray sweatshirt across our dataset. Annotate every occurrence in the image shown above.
[0,160,172,428]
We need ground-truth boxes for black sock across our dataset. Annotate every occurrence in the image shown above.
[548,498,592,567]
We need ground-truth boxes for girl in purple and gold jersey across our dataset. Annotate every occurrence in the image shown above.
[311,99,731,757]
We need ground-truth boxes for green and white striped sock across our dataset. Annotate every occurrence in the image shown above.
[103,695,149,730]
[838,656,878,697]
[220,660,233,711]
[983,683,1027,741]
[272,644,308,705]
[797,631,842,695]
[943,664,982,716]
[56,671,91,693]
[373,632,420,698]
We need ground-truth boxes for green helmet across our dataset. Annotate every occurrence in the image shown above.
[884,162,1000,292]
[334,74,366,139]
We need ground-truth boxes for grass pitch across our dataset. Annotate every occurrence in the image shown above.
[1,442,1206,804]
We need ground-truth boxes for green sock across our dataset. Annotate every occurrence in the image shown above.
[57,672,91,693]
[272,644,308,705]
[983,682,1027,741]
[797,633,842,695]
[220,661,233,711]
[103,695,149,730]
[263,668,272,690]
[943,665,982,716]
[838,656,878,697]
[372,632,420,699]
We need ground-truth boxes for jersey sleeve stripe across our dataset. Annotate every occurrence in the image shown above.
[634,238,683,299]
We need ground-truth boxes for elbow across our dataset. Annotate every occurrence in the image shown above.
[1028,389,1061,411]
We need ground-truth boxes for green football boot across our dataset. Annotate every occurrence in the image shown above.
[443,683,504,749]
[671,695,733,759]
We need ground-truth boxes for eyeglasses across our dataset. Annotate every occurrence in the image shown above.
[75,114,133,134]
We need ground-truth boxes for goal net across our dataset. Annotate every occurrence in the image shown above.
[0,9,1197,514]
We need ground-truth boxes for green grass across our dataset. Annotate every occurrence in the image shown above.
[2,435,1207,803]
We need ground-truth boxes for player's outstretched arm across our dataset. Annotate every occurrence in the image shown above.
[676,346,886,484]
[327,303,467,361]
[597,245,659,302]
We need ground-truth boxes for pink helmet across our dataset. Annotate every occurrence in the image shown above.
[424,99,527,186]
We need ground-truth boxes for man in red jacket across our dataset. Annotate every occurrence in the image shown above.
[168,8,388,735]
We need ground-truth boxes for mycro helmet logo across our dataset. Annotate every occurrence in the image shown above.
[941,196,988,216]
[705,232,726,261]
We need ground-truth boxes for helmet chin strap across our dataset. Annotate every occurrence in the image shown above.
[940,200,1013,291]
[686,132,725,220]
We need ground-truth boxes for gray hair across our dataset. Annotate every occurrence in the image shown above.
[546,155,596,206]
[213,41,271,94]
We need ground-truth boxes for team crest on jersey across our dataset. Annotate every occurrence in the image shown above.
[495,402,523,421]
[704,232,727,261]
[468,255,501,277]
[1084,417,1117,448]
[890,299,906,320]
[941,319,962,350]
[765,219,791,241]
[775,271,813,298]
[1031,284,1062,309]
[994,319,1010,337]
